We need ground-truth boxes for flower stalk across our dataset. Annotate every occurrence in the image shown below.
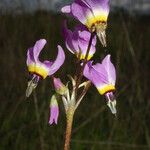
[64,107,75,150]
[75,32,95,91]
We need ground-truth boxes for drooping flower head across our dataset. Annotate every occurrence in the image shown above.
[83,54,117,114]
[63,22,96,60]
[26,39,65,97]
[61,0,110,47]
[53,77,68,95]
[49,95,59,125]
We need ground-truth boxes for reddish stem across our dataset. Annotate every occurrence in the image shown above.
[64,109,74,150]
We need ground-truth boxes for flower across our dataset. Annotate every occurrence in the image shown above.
[53,77,68,95]
[63,22,96,60]
[83,54,117,114]
[61,0,110,47]
[49,95,59,125]
[26,39,65,97]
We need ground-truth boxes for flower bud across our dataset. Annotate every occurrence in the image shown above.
[53,77,68,95]
[49,95,59,125]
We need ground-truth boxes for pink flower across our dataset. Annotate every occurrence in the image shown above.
[83,54,117,114]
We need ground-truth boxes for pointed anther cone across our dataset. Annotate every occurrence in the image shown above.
[95,23,107,47]
[105,92,117,115]
[26,75,40,97]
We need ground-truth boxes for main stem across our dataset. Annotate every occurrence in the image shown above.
[64,108,74,150]
[64,32,94,150]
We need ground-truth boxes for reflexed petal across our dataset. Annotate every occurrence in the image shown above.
[82,0,110,19]
[102,55,116,85]
[71,1,90,25]
[43,60,53,69]
[63,21,79,54]
[26,39,46,65]
[27,47,34,65]
[78,30,97,46]
[92,63,108,84]
[78,38,96,58]
[90,66,108,87]
[82,0,109,10]
[83,61,93,81]
[33,39,47,62]
[84,62,106,87]
[48,45,65,75]
[83,61,105,87]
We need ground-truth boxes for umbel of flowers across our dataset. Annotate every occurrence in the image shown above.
[25,0,117,150]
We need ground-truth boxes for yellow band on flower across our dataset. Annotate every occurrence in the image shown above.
[28,64,49,79]
[77,53,93,60]
[86,12,108,29]
[98,84,115,95]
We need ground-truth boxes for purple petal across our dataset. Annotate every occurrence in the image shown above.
[63,22,96,59]
[90,66,108,88]
[71,1,91,25]
[78,30,96,46]
[26,39,47,65]
[49,106,59,125]
[63,21,79,54]
[82,0,109,9]
[82,0,110,17]
[78,30,96,57]
[83,61,93,81]
[33,39,47,62]
[92,63,108,84]
[27,47,34,65]
[78,37,96,57]
[43,60,53,68]
[102,55,116,85]
[84,61,109,88]
[48,45,65,76]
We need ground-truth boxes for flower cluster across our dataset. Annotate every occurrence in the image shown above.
[25,0,117,128]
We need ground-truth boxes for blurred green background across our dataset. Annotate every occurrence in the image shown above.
[0,10,150,150]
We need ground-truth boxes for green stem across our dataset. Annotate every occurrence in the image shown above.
[64,108,74,150]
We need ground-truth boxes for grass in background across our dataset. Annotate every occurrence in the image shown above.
[0,11,150,150]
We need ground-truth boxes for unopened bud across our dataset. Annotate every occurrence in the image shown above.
[53,77,68,95]
[49,95,59,125]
